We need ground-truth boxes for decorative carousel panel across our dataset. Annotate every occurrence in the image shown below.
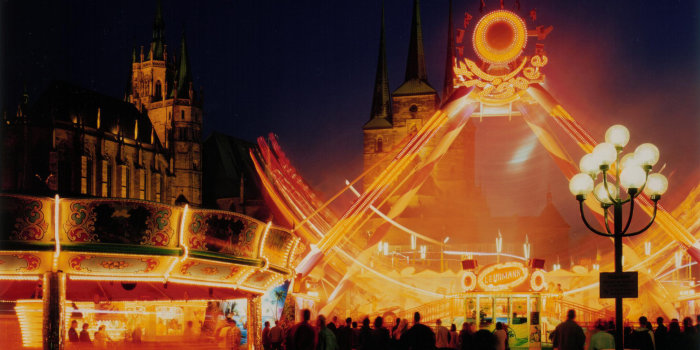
[184,208,263,259]
[59,198,181,248]
[59,252,173,276]
[0,194,53,243]
[0,252,51,274]
[288,240,308,270]
[172,259,253,282]
[263,227,295,268]
[241,269,280,291]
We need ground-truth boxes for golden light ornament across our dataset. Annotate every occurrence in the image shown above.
[472,10,528,65]
[530,270,545,291]
[461,271,477,292]
[592,142,617,167]
[644,173,668,196]
[594,182,618,204]
[619,153,639,170]
[605,124,630,148]
[579,153,600,177]
[569,173,594,196]
[634,143,660,167]
[619,165,647,190]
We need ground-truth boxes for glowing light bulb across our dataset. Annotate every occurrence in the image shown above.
[593,143,617,167]
[620,165,646,189]
[619,153,639,170]
[594,182,617,204]
[644,173,668,196]
[605,125,630,148]
[634,143,660,167]
[579,154,600,177]
[569,173,594,197]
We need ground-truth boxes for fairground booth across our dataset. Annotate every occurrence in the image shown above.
[0,194,307,349]
[459,260,549,350]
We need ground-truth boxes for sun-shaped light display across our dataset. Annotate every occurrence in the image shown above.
[472,10,527,65]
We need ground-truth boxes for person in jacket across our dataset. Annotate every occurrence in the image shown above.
[318,315,339,350]
[401,312,436,350]
[551,310,585,350]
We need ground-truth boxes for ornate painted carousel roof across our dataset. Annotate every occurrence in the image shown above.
[0,194,308,299]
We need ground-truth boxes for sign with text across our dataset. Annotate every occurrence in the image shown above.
[599,271,638,298]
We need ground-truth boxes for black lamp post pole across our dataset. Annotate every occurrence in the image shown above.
[613,203,624,350]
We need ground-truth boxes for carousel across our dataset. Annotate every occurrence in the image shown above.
[0,193,308,349]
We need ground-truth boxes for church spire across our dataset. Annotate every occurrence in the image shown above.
[442,0,455,101]
[364,4,393,130]
[174,32,193,99]
[405,0,427,82]
[149,0,166,60]
[394,0,435,96]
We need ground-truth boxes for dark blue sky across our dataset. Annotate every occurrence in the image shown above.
[3,0,699,251]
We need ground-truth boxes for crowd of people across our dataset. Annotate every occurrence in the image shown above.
[550,309,700,350]
[263,309,700,350]
[261,309,510,350]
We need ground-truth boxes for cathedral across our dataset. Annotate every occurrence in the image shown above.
[1,1,202,207]
[362,0,569,258]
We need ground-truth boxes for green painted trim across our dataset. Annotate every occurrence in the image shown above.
[188,250,264,267]
[0,241,55,251]
[60,243,181,257]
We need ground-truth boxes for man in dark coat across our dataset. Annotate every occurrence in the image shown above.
[551,310,585,350]
[293,309,316,350]
[338,318,354,350]
[627,316,655,350]
[401,312,436,350]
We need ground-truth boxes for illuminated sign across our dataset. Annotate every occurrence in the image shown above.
[477,262,529,291]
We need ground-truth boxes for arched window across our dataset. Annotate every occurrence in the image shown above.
[154,81,162,101]
[376,137,383,153]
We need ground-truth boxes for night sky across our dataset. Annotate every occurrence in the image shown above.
[2,0,699,253]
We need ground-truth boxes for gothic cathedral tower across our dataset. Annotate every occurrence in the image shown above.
[127,0,202,206]
[363,0,483,243]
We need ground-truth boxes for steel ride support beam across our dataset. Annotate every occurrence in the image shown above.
[42,271,65,350]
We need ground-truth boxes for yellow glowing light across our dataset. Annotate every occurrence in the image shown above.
[54,194,61,271]
[0,275,41,281]
[259,221,272,258]
[16,300,44,348]
[472,10,527,65]
[605,124,630,148]
[569,173,594,196]
[644,173,668,196]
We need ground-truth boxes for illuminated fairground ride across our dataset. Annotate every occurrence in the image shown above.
[250,5,700,339]
[0,194,307,348]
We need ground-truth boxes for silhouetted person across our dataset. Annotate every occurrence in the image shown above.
[359,318,372,350]
[666,319,683,349]
[352,321,360,350]
[588,320,614,350]
[682,317,698,349]
[132,324,143,344]
[494,322,507,350]
[435,319,450,350]
[551,309,585,350]
[628,316,654,350]
[448,324,458,350]
[328,316,338,336]
[458,323,474,350]
[392,318,401,339]
[368,317,391,350]
[393,319,409,350]
[472,329,497,350]
[654,317,668,350]
[338,318,354,350]
[263,321,272,350]
[68,320,80,342]
[318,315,339,350]
[270,321,284,350]
[401,312,436,350]
[80,323,92,343]
[293,309,316,350]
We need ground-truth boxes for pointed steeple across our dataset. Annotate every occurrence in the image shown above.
[149,0,166,60]
[394,0,436,96]
[406,0,427,81]
[442,0,455,101]
[173,32,193,99]
[364,5,393,130]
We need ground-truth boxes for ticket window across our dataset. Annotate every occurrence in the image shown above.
[494,297,509,325]
[465,298,477,324]
[511,298,528,325]
[478,297,493,328]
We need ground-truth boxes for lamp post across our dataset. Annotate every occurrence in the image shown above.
[568,125,668,350]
